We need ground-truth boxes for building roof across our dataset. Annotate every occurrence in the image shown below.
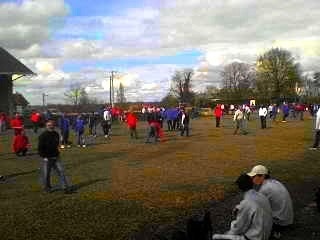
[13,92,29,106]
[0,47,34,75]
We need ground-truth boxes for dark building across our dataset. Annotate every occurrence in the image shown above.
[0,47,35,115]
[13,92,30,113]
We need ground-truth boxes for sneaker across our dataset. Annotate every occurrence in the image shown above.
[104,135,108,138]
[273,231,281,239]
[67,145,71,148]
[64,187,77,194]
[60,145,65,149]
[82,145,86,148]
[309,147,317,150]
[281,121,287,123]
[0,175,5,181]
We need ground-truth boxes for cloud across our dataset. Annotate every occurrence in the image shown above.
[0,0,68,52]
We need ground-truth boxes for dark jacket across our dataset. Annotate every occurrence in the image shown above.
[38,130,60,158]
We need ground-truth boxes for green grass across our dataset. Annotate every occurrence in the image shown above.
[0,115,320,239]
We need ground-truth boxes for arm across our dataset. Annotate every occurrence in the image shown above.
[227,200,253,235]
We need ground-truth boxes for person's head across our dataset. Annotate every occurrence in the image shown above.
[46,120,55,131]
[247,165,270,185]
[235,174,253,192]
[15,112,20,118]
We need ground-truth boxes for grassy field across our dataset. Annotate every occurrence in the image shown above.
[0,115,320,240]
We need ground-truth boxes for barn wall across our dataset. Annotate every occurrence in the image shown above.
[0,74,13,115]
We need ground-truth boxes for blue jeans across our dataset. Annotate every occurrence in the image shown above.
[77,131,85,145]
[42,157,69,190]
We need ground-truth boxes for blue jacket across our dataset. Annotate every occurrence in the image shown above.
[75,119,85,133]
[282,105,289,115]
[164,108,180,121]
[59,117,70,132]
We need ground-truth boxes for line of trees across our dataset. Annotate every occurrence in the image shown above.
[162,48,317,107]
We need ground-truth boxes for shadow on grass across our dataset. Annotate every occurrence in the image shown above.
[72,178,109,191]
[0,169,39,183]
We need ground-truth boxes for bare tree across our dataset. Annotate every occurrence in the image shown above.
[221,62,256,100]
[64,87,89,105]
[170,68,195,103]
[116,82,126,104]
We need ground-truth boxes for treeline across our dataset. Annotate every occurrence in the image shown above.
[162,48,320,108]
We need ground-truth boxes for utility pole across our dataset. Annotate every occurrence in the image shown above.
[42,93,48,107]
[108,71,118,107]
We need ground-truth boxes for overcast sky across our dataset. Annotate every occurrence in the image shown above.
[2,0,320,104]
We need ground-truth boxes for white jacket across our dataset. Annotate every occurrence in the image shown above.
[103,110,112,121]
[315,108,320,130]
[258,107,268,117]
[258,179,294,226]
[212,189,273,240]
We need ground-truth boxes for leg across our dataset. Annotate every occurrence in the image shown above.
[52,158,69,189]
[22,148,28,156]
[313,130,320,148]
[186,125,189,136]
[42,159,52,191]
[180,125,184,136]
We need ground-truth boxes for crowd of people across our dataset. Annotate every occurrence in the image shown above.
[0,101,319,239]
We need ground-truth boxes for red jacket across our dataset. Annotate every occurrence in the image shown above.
[126,113,137,128]
[12,135,29,152]
[10,117,23,129]
[214,106,223,117]
[30,113,41,123]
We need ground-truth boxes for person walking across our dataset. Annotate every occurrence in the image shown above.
[247,165,294,239]
[180,109,190,136]
[233,106,244,135]
[58,113,71,149]
[74,115,86,147]
[88,112,98,137]
[214,104,223,128]
[102,106,112,139]
[272,104,278,121]
[38,120,74,194]
[212,174,273,240]
[259,105,268,129]
[126,110,138,139]
[310,107,320,150]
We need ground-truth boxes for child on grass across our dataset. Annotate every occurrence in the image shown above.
[12,130,30,156]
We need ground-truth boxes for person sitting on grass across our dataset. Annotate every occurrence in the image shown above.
[212,174,273,240]
[12,129,30,156]
[247,165,294,239]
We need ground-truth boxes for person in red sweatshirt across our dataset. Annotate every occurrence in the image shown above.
[214,104,223,128]
[30,110,41,133]
[12,130,30,156]
[126,110,138,139]
[10,112,24,135]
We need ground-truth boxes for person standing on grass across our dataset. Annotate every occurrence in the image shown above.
[30,110,41,134]
[282,103,289,122]
[244,105,251,121]
[102,106,112,139]
[88,112,98,137]
[272,104,278,121]
[212,174,272,240]
[233,106,244,135]
[0,111,7,133]
[310,107,320,150]
[180,109,190,137]
[247,165,294,239]
[58,113,71,149]
[75,115,86,148]
[126,110,138,139]
[259,105,268,129]
[12,129,30,156]
[38,120,74,194]
[214,104,223,128]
